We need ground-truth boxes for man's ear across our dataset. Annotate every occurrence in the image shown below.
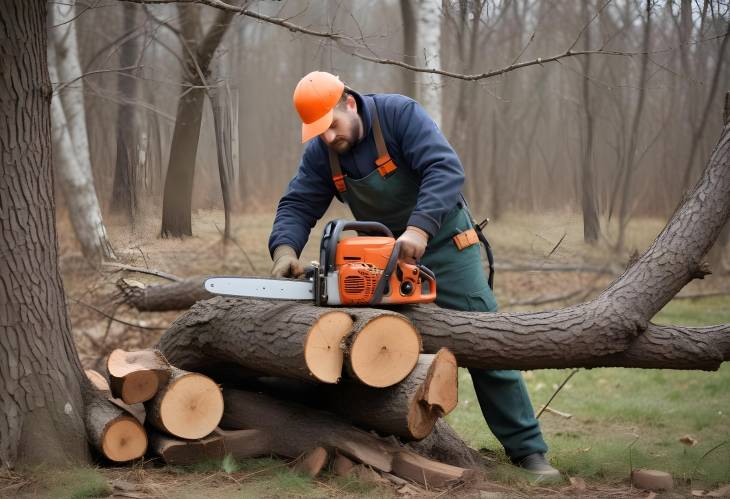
[346,94,357,112]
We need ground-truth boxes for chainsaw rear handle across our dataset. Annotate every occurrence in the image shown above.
[320,219,394,273]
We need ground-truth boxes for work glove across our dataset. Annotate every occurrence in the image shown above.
[396,226,429,264]
[271,245,305,278]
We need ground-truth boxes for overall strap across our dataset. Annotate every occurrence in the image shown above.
[328,97,398,194]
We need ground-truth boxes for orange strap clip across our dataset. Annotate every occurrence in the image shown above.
[332,174,347,193]
[375,154,397,177]
[453,228,479,251]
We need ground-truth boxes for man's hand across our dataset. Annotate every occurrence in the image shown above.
[271,245,305,278]
[397,226,429,264]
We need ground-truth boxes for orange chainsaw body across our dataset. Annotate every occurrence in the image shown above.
[333,235,436,305]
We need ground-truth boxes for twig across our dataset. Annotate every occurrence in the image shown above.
[214,223,257,273]
[68,298,168,331]
[692,440,728,478]
[538,406,572,419]
[546,233,567,259]
[102,262,182,282]
[53,65,143,94]
[536,369,579,419]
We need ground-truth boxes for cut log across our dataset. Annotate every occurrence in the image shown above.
[116,277,212,311]
[293,447,329,477]
[221,388,393,471]
[107,348,171,404]
[84,391,147,462]
[391,451,474,488]
[345,310,422,388]
[158,297,421,387]
[323,348,457,439]
[220,388,474,487]
[146,367,224,439]
[149,428,271,465]
[85,369,145,424]
[86,368,110,391]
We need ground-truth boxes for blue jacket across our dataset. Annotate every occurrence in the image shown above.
[268,90,465,257]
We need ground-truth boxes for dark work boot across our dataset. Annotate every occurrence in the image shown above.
[512,453,562,482]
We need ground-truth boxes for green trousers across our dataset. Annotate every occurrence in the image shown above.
[421,203,548,460]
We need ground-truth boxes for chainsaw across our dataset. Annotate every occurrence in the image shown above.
[204,219,437,306]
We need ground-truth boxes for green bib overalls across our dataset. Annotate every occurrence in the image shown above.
[328,100,548,459]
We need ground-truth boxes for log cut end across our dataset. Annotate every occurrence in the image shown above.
[158,372,224,439]
[101,416,147,462]
[304,311,354,383]
[407,348,459,440]
[108,348,171,404]
[350,315,421,387]
[85,369,110,392]
[423,348,458,415]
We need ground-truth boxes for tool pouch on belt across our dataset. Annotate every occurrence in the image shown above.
[452,217,495,290]
[452,228,479,250]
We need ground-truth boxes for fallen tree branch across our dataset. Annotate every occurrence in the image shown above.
[103,262,182,282]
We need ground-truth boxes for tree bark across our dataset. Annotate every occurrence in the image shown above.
[149,428,272,465]
[116,276,213,311]
[0,0,90,468]
[245,350,458,441]
[221,389,475,486]
[48,2,115,263]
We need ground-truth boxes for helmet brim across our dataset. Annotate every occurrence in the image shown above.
[301,108,334,143]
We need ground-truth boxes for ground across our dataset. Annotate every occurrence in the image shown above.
[5,207,728,498]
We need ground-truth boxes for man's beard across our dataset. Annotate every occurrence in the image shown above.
[328,114,361,154]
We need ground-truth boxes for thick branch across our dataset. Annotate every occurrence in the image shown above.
[121,0,729,83]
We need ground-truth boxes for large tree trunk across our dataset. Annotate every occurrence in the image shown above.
[0,0,89,468]
[160,5,235,237]
[47,1,115,264]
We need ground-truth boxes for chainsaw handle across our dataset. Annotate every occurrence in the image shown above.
[320,219,394,273]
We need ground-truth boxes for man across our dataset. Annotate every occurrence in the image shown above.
[268,71,560,479]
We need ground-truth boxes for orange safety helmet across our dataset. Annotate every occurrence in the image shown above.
[293,71,345,143]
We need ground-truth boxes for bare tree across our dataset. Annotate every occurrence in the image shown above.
[415,0,442,128]
[48,1,116,263]
[160,4,235,237]
[579,0,600,243]
[110,3,141,223]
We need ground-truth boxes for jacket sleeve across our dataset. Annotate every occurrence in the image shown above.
[395,99,465,238]
[268,144,335,257]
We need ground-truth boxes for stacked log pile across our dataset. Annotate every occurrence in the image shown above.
[84,335,472,489]
[146,299,480,487]
[84,348,225,463]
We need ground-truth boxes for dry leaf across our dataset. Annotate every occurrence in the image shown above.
[567,476,587,491]
[692,491,708,497]
[679,435,699,447]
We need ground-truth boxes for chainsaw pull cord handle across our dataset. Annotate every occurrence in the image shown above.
[369,240,402,306]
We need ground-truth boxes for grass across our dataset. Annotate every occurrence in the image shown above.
[447,295,730,488]
[36,466,111,499]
